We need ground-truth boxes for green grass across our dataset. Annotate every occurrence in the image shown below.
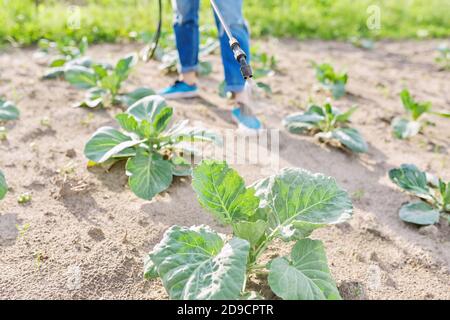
[1,0,449,46]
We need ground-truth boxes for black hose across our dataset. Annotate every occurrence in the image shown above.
[143,0,162,61]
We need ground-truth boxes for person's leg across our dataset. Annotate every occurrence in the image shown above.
[212,0,250,97]
[173,0,200,82]
[160,0,200,98]
[212,0,261,130]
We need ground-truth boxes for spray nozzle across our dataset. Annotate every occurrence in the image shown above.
[230,38,253,80]
[238,57,253,80]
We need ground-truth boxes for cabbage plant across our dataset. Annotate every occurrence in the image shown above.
[283,103,368,153]
[392,89,450,139]
[38,37,88,63]
[350,37,375,50]
[65,53,154,108]
[144,160,353,300]
[435,43,450,70]
[84,96,221,200]
[252,49,278,79]
[42,56,94,80]
[38,37,91,79]
[313,62,348,99]
[389,164,450,225]
[251,48,278,94]
[157,38,219,76]
[0,170,7,200]
[0,98,20,121]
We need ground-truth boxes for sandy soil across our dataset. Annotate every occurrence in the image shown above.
[0,39,449,300]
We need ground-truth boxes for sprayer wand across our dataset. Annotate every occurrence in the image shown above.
[210,0,253,80]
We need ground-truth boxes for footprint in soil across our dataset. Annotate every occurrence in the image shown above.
[52,176,105,224]
[23,179,47,191]
[20,127,56,143]
[0,213,19,246]
[88,162,129,193]
[87,227,105,242]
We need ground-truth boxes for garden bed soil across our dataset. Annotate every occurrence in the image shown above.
[0,39,449,299]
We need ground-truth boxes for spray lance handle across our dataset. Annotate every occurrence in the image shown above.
[229,38,253,80]
[209,0,253,80]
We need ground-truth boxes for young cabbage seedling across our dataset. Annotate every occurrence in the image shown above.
[145,25,218,65]
[16,223,31,240]
[0,127,7,141]
[389,164,450,225]
[252,49,278,78]
[84,95,221,200]
[283,103,368,153]
[313,62,348,99]
[349,37,375,50]
[0,170,7,201]
[435,43,450,70]
[158,37,219,76]
[43,56,94,80]
[251,48,278,94]
[65,53,155,108]
[38,37,92,79]
[18,193,32,205]
[0,98,20,121]
[392,89,450,139]
[38,37,88,63]
[144,160,353,300]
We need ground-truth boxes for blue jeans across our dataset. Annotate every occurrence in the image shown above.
[172,0,250,93]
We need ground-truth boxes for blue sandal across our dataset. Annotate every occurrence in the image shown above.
[231,103,262,131]
[158,80,199,99]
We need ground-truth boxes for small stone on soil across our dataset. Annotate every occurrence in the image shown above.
[66,149,77,158]
[419,225,439,237]
[338,281,367,300]
[87,228,105,242]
